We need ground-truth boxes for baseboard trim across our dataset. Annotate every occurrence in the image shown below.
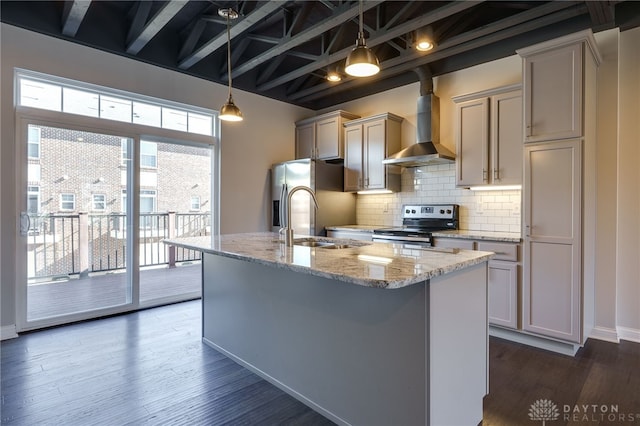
[589,326,620,343]
[489,326,580,356]
[617,326,640,343]
[1,324,18,340]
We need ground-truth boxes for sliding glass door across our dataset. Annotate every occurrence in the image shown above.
[23,123,134,322]
[17,120,213,331]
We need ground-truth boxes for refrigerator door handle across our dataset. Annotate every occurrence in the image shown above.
[280,183,287,228]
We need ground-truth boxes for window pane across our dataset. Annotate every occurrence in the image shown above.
[63,87,99,117]
[100,95,132,123]
[60,193,75,210]
[162,108,188,132]
[28,126,41,158]
[93,194,106,211]
[140,141,157,168]
[191,196,200,210]
[133,102,161,127]
[188,113,212,136]
[20,79,61,111]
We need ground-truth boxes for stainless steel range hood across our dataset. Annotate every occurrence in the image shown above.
[383,67,455,167]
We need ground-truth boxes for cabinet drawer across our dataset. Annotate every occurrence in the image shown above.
[432,238,476,250]
[477,241,519,261]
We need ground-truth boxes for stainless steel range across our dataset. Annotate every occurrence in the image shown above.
[373,204,459,247]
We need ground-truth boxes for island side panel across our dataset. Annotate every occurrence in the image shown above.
[202,253,428,426]
[428,261,488,426]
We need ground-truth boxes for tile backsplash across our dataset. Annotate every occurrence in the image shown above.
[356,164,521,233]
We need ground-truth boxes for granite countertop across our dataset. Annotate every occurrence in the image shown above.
[164,232,493,290]
[432,229,522,243]
[324,225,378,232]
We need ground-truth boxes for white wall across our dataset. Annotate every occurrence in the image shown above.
[617,26,640,339]
[0,23,310,331]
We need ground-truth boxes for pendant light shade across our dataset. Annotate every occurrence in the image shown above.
[219,8,243,122]
[344,1,379,78]
[219,95,243,121]
[345,34,380,77]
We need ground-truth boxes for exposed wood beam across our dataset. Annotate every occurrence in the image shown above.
[586,0,615,30]
[61,0,91,37]
[292,2,585,103]
[178,19,207,62]
[178,1,284,70]
[127,0,188,55]
[257,1,482,92]
[228,1,383,80]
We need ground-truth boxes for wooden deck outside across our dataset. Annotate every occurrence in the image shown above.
[27,263,201,320]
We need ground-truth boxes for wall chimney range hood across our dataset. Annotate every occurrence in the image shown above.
[383,67,455,167]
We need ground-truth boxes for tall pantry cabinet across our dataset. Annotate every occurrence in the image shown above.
[516,30,600,353]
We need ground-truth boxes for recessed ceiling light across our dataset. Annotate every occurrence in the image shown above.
[416,40,434,52]
[326,72,342,82]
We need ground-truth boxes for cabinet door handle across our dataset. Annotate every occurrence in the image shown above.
[493,168,499,181]
[365,177,370,187]
[483,169,488,182]
[525,224,531,237]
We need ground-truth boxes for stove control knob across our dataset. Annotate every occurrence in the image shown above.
[446,209,452,214]
[439,209,445,214]
[411,209,416,214]
[405,209,410,214]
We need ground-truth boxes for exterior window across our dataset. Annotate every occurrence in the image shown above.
[140,141,157,168]
[60,193,75,211]
[28,126,41,158]
[92,194,106,211]
[27,186,40,214]
[190,196,201,211]
[17,72,215,136]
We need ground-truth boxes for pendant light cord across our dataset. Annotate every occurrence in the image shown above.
[226,12,233,99]
[358,0,364,39]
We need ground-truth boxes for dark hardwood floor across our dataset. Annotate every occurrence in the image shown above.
[2,300,639,425]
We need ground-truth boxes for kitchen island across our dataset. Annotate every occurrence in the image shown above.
[164,233,493,426]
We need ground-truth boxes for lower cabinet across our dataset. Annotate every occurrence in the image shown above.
[433,238,521,330]
[486,260,519,329]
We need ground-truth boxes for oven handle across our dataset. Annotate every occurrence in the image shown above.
[373,235,432,243]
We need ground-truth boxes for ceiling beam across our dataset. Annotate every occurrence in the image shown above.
[61,0,91,37]
[586,0,615,30]
[292,2,585,103]
[127,0,188,55]
[228,1,383,80]
[178,1,284,70]
[257,1,483,92]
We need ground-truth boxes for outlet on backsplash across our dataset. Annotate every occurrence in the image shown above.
[355,164,522,233]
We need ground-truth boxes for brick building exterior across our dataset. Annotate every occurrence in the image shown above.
[29,125,211,216]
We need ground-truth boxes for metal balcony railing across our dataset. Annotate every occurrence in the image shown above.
[27,212,210,280]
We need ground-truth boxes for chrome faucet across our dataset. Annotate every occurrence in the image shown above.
[283,185,319,247]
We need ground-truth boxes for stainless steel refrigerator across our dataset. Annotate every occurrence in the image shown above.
[271,159,356,236]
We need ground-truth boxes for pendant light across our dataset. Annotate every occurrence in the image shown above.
[219,8,243,122]
[344,0,379,77]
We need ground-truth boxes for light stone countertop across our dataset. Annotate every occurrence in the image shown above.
[164,232,493,289]
[432,229,522,243]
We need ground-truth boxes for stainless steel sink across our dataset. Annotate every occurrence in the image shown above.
[295,240,336,248]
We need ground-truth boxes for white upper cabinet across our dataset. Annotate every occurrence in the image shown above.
[518,31,601,143]
[295,110,360,160]
[343,113,402,193]
[453,85,522,187]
